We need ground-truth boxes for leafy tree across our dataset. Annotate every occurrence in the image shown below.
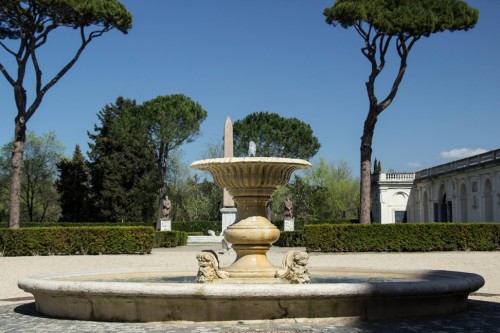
[0,0,132,228]
[161,149,191,222]
[233,112,320,159]
[151,148,222,223]
[305,158,359,221]
[272,158,359,222]
[324,0,478,223]
[56,145,92,222]
[170,176,222,222]
[135,94,208,228]
[87,98,158,223]
[1,131,64,222]
[190,178,222,221]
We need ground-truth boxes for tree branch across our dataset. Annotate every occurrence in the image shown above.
[378,34,392,74]
[34,23,58,48]
[0,40,17,57]
[28,35,42,96]
[25,25,109,120]
[0,61,16,86]
[378,35,412,113]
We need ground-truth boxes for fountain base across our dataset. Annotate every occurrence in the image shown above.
[223,244,279,278]
[18,268,484,322]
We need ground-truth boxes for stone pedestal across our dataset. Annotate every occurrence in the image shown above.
[284,218,295,231]
[220,207,237,232]
[159,219,171,231]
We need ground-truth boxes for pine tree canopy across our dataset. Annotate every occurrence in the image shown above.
[324,0,478,37]
[0,0,132,41]
[233,112,320,160]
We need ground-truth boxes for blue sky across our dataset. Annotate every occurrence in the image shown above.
[0,0,498,177]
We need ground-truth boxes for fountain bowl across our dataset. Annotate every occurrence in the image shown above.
[18,267,484,322]
[190,157,312,192]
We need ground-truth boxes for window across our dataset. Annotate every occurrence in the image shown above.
[394,211,407,223]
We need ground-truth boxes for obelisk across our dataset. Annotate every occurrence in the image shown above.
[221,116,237,232]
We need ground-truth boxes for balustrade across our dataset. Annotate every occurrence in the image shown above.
[415,149,500,180]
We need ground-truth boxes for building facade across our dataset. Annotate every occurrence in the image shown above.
[372,149,500,223]
[371,172,415,224]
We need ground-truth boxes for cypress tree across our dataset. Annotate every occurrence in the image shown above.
[56,145,91,222]
[87,97,158,223]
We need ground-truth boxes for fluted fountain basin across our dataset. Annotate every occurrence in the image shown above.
[18,268,484,322]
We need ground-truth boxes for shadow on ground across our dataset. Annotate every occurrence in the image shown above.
[8,300,500,332]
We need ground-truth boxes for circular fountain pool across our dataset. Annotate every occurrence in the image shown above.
[18,157,485,322]
[18,267,484,322]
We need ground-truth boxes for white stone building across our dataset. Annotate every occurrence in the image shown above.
[371,149,500,223]
[371,172,415,224]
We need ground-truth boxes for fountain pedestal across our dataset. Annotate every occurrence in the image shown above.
[223,216,280,278]
[192,157,311,279]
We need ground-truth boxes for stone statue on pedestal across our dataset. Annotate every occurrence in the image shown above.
[161,196,171,219]
[284,197,293,219]
[157,196,172,231]
[283,197,295,231]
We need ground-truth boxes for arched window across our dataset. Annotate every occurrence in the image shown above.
[435,183,452,222]
[392,192,408,223]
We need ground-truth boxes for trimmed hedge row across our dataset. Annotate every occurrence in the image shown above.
[275,231,306,247]
[0,227,155,256]
[304,223,500,252]
[1,222,153,228]
[154,231,188,248]
[172,221,221,235]
[274,219,358,231]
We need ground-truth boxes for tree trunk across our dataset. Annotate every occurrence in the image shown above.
[359,138,372,224]
[9,119,26,228]
[359,108,377,224]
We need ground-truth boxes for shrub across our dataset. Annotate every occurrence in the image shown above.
[274,219,355,231]
[172,221,221,234]
[154,231,188,248]
[1,221,154,228]
[304,223,500,252]
[0,227,154,256]
[275,231,305,247]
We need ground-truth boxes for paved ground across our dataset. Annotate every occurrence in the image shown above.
[1,245,500,332]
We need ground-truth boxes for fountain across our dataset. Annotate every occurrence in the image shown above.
[192,157,311,282]
[18,157,484,322]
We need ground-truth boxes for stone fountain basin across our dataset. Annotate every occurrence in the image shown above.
[18,267,484,322]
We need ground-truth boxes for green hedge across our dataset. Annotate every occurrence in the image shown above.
[1,222,154,228]
[275,231,306,247]
[0,227,154,256]
[172,221,221,234]
[154,231,188,248]
[274,219,356,231]
[304,223,500,252]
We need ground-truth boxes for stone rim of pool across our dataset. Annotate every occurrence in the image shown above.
[18,267,484,322]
